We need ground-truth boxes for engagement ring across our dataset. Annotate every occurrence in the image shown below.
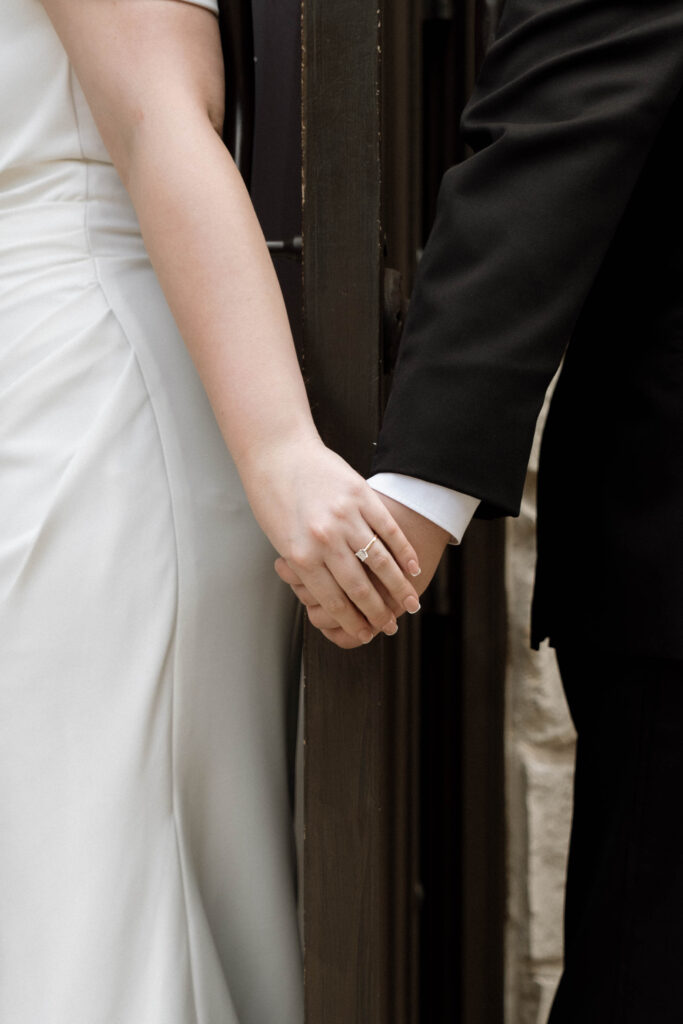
[355,534,379,563]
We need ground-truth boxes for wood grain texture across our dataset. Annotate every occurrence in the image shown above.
[301,3,411,1023]
[301,3,506,1022]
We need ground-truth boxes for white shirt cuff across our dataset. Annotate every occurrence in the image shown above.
[367,473,480,545]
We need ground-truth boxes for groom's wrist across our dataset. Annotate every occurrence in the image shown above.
[367,472,480,544]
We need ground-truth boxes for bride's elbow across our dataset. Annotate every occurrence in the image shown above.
[106,95,224,192]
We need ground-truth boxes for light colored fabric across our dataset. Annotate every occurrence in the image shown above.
[0,3,302,1023]
[368,473,480,544]
[175,0,220,14]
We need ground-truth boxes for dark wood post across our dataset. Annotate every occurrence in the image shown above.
[300,3,506,1022]
[300,3,420,1023]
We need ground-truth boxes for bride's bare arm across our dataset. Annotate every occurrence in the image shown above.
[41,0,422,644]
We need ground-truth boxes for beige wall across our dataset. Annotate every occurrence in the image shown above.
[504,387,577,1024]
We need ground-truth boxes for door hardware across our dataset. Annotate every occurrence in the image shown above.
[266,236,303,257]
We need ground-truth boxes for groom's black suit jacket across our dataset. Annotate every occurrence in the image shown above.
[372,0,683,659]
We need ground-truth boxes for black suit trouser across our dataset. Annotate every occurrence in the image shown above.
[548,647,683,1024]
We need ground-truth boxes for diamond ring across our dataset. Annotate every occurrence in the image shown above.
[355,534,379,563]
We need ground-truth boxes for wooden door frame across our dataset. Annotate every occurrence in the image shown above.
[300,4,421,1023]
[300,3,506,1022]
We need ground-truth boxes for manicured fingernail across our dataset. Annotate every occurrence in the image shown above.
[359,629,374,644]
[383,620,399,636]
[404,596,421,615]
[408,560,421,577]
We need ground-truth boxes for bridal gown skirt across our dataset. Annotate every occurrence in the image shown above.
[0,163,303,1023]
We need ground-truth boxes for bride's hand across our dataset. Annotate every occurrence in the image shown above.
[237,436,422,644]
[275,493,450,648]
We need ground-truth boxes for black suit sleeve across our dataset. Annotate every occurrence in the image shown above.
[371,0,683,518]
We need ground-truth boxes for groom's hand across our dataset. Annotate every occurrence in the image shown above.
[275,495,450,648]
[378,494,450,596]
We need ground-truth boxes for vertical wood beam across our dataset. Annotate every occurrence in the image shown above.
[301,4,400,1024]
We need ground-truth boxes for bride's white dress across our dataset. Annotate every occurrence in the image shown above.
[0,2,303,1021]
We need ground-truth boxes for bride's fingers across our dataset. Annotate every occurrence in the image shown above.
[278,558,403,644]
[292,583,317,608]
[321,626,366,650]
[353,532,422,616]
[282,544,397,630]
[279,541,409,633]
[363,570,404,619]
[277,557,368,622]
[289,562,381,643]
[349,513,421,614]
[307,602,359,632]
[277,555,404,624]
[362,492,422,579]
[325,549,400,635]
[274,557,300,586]
[274,558,318,607]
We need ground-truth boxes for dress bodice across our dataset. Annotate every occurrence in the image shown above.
[0,0,220,303]
[0,0,219,210]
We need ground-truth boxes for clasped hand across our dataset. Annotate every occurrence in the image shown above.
[239,436,425,645]
[272,469,451,649]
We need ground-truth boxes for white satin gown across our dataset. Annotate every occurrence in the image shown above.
[0,2,303,1021]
